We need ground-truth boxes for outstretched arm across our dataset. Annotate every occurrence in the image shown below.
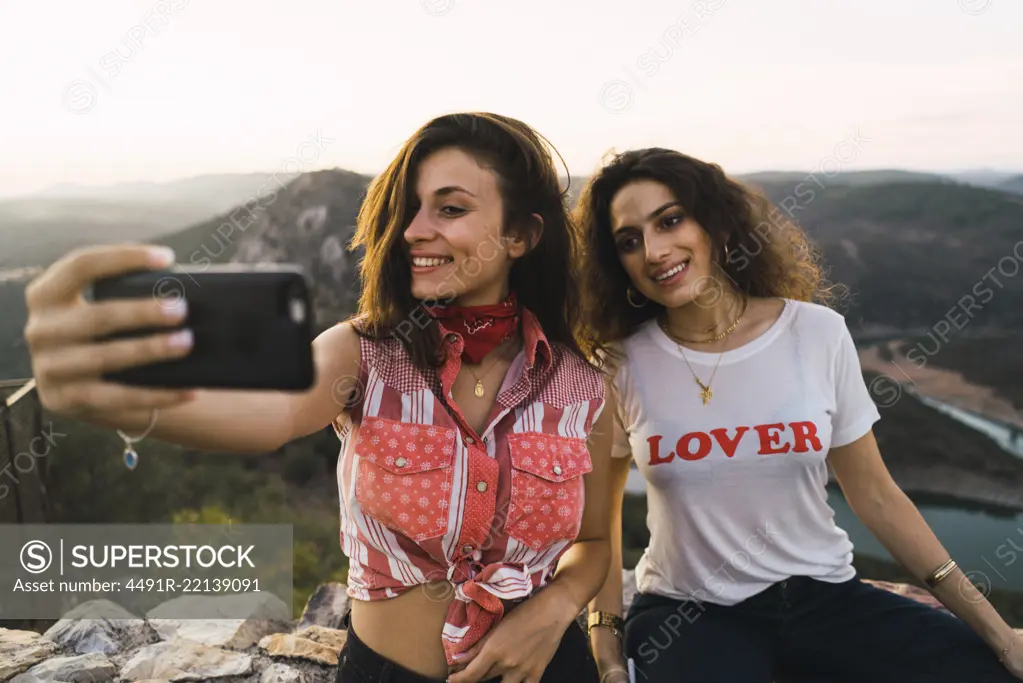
[24,243,364,453]
[79,320,364,453]
[828,430,1019,664]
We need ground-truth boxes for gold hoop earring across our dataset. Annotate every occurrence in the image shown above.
[626,286,647,308]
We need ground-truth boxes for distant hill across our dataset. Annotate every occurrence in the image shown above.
[0,199,217,269]
[737,169,950,188]
[18,172,300,204]
[153,169,373,329]
[0,279,30,379]
[950,170,1020,189]
[4,168,1023,380]
[0,172,299,269]
[744,180,1023,333]
[998,175,1023,195]
[570,169,953,199]
[0,169,367,380]
[7,168,1014,272]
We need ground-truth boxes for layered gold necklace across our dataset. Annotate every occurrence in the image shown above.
[658,295,748,405]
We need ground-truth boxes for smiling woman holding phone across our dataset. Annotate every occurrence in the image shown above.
[22,112,614,683]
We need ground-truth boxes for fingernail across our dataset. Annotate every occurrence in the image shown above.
[168,329,193,348]
[148,246,176,268]
[162,299,187,318]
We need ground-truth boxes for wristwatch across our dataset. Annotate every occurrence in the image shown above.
[588,611,625,638]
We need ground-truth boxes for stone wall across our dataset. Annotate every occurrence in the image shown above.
[1,575,1017,682]
[0,585,350,683]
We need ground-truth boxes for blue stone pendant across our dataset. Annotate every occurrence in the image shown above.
[123,447,139,470]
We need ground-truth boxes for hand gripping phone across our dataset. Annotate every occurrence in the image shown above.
[88,264,315,391]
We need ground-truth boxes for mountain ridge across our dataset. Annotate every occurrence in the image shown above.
[9,171,302,202]
[2,167,1022,380]
[6,167,1023,270]
[998,174,1023,195]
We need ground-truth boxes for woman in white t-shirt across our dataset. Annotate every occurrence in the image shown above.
[575,147,1022,683]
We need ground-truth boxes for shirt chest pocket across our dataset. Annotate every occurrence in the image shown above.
[506,432,593,551]
[354,416,457,543]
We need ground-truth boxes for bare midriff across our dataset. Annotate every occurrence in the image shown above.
[350,581,471,679]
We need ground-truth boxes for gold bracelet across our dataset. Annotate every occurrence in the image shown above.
[924,559,957,588]
[588,611,625,638]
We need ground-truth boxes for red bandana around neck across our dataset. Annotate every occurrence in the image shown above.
[429,292,521,365]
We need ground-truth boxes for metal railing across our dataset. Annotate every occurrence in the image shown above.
[0,378,48,523]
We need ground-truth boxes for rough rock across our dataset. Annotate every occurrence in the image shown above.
[43,599,157,655]
[260,663,307,683]
[294,626,347,652]
[145,593,292,649]
[119,640,253,681]
[11,652,116,682]
[0,629,58,681]
[297,583,349,631]
[258,629,344,668]
[191,168,370,328]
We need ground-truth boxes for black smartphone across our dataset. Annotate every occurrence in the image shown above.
[88,264,315,391]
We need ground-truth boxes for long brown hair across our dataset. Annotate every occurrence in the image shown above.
[349,112,587,369]
[574,147,843,358]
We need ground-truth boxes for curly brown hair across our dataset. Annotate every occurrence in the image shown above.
[573,147,843,358]
[349,112,588,369]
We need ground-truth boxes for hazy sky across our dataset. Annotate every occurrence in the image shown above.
[2,0,1021,197]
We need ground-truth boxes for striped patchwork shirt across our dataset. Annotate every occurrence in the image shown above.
[333,308,606,663]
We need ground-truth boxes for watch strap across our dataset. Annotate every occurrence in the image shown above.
[588,611,625,637]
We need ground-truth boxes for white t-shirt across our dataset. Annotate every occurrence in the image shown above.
[612,298,881,606]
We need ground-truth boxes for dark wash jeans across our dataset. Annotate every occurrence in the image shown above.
[336,616,599,683]
[624,574,1015,683]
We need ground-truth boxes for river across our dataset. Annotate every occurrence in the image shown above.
[624,395,1023,592]
[905,385,1023,459]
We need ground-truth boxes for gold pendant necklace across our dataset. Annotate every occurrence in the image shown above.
[658,296,745,405]
[464,340,511,398]
[467,366,495,398]
[464,365,488,397]
[680,346,725,405]
[696,380,714,405]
